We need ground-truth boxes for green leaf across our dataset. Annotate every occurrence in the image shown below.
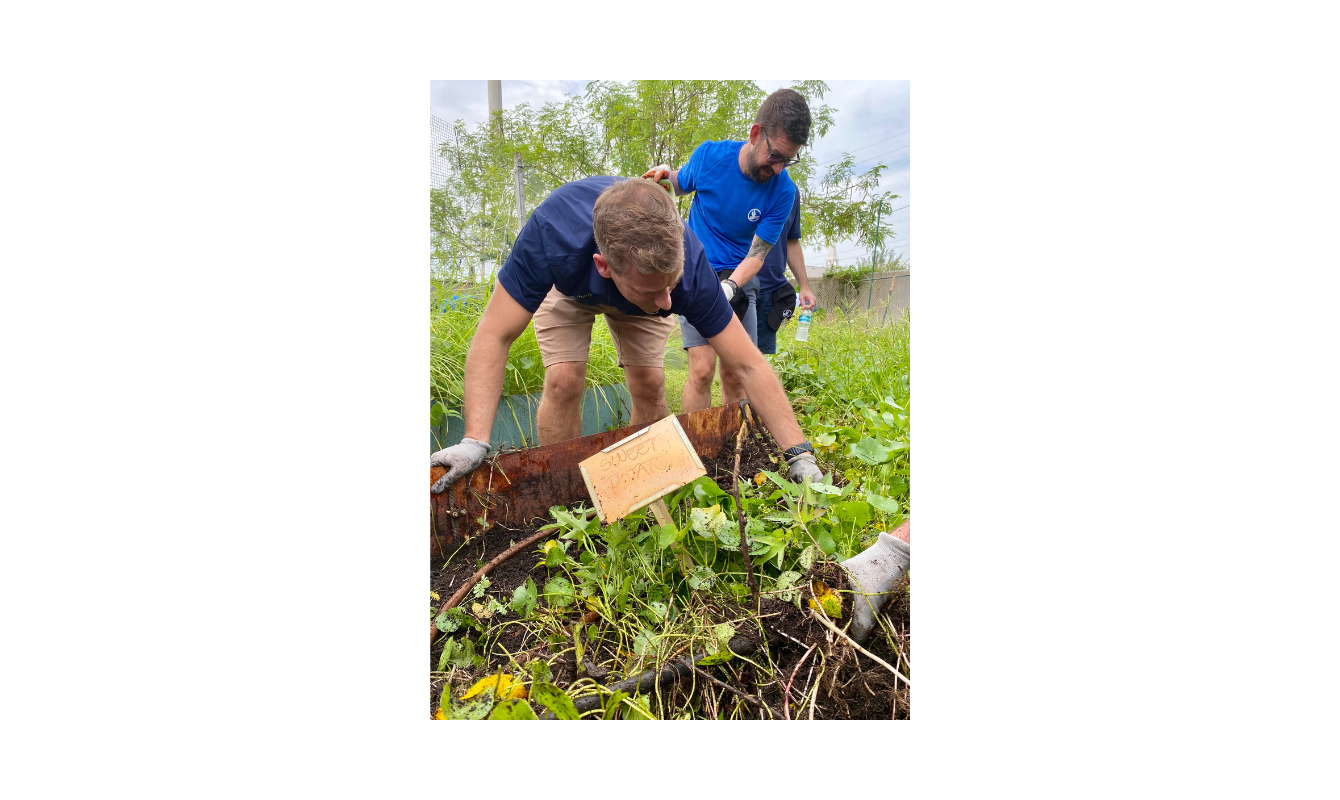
[775,570,802,602]
[687,565,717,591]
[715,519,741,549]
[747,534,775,556]
[543,576,574,608]
[813,432,837,446]
[445,689,496,720]
[437,638,457,671]
[849,437,894,465]
[642,601,670,626]
[798,544,822,570]
[656,522,680,549]
[692,478,726,501]
[690,505,730,540]
[603,690,629,720]
[713,623,736,650]
[762,470,800,495]
[623,695,654,720]
[434,607,473,634]
[834,501,873,529]
[488,698,538,720]
[808,482,843,496]
[437,636,481,670]
[531,683,580,720]
[529,658,554,685]
[816,528,837,555]
[632,628,659,656]
[543,542,569,568]
[865,491,901,515]
[511,577,538,617]
[696,649,734,666]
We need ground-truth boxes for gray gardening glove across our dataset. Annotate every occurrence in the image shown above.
[430,438,489,494]
[786,451,824,484]
[838,532,911,644]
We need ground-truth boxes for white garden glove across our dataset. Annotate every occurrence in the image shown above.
[838,532,910,644]
[430,438,490,494]
[786,451,823,484]
[641,165,673,193]
[720,280,737,302]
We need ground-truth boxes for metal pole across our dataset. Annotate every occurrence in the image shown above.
[867,200,882,311]
[487,80,503,137]
[514,153,525,233]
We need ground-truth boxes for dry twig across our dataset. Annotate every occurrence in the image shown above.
[689,663,765,711]
[783,644,818,720]
[808,608,911,685]
[728,418,758,602]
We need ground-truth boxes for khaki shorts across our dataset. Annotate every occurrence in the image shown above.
[533,287,676,369]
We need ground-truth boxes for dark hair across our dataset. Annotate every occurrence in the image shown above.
[592,178,684,275]
[755,88,812,148]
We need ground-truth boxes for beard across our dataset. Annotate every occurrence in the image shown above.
[745,146,776,183]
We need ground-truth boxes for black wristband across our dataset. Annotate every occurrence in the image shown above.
[783,442,814,459]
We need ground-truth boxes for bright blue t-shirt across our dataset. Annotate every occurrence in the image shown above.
[496,176,734,339]
[757,191,803,295]
[678,140,797,272]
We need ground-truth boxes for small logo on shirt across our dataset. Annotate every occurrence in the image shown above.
[747,208,761,222]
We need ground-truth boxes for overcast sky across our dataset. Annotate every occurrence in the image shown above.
[429,80,910,270]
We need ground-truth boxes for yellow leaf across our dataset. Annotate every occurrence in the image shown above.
[430,591,440,601]
[754,472,766,486]
[460,673,526,701]
[543,540,558,552]
[808,581,843,619]
[433,708,447,720]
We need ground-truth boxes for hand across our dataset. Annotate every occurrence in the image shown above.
[786,451,824,484]
[430,438,490,494]
[642,165,673,193]
[798,288,817,311]
[720,280,736,302]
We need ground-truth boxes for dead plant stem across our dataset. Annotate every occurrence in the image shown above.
[808,608,911,685]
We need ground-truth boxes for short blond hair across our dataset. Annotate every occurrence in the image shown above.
[592,178,684,275]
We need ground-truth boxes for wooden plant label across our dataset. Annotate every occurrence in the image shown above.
[578,415,707,523]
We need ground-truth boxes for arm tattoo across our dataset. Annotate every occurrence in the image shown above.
[746,235,773,261]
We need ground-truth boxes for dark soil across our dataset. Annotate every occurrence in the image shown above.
[429,416,909,719]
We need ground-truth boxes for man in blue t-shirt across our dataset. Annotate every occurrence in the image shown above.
[753,191,818,355]
[642,88,813,412]
[428,175,825,493]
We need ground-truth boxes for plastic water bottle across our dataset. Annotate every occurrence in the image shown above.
[794,307,812,342]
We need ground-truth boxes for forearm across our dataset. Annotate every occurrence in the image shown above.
[669,169,687,197]
[728,255,764,287]
[461,336,510,443]
[787,240,811,291]
[736,355,804,449]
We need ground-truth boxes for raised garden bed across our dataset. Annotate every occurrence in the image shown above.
[430,412,910,720]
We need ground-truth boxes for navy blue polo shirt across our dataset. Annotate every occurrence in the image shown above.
[757,191,803,295]
[496,176,734,339]
[678,139,797,271]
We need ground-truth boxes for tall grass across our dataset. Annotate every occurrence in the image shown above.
[771,306,910,413]
[430,281,625,407]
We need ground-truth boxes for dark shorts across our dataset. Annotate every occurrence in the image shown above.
[755,285,778,354]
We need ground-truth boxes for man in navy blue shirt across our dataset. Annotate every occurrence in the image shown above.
[643,89,812,411]
[754,191,817,355]
[429,176,824,493]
